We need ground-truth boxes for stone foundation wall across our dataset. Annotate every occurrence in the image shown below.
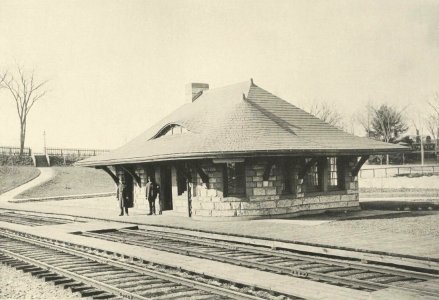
[190,157,359,219]
[192,161,229,217]
[115,156,360,218]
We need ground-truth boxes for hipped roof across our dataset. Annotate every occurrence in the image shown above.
[77,80,407,167]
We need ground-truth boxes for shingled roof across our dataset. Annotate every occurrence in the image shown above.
[77,80,407,167]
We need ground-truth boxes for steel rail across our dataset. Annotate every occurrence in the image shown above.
[99,229,439,296]
[0,209,87,223]
[0,218,41,226]
[0,230,266,300]
[83,231,391,292]
[6,212,73,222]
[126,229,438,280]
[0,247,144,300]
[0,213,72,226]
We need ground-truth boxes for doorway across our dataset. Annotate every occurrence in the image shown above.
[124,172,134,208]
[160,165,173,211]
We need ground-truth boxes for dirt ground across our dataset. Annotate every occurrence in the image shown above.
[0,264,81,299]
[325,211,439,238]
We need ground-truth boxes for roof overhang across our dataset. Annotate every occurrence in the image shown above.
[75,147,410,168]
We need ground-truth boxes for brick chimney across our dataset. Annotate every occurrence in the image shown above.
[186,83,209,102]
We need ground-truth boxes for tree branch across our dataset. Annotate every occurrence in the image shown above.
[0,65,49,155]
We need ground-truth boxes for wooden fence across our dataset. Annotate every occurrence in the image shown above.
[0,146,32,156]
[360,165,439,178]
[0,146,108,158]
[46,147,110,157]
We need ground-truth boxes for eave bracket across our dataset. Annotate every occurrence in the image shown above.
[121,166,141,186]
[193,163,209,184]
[98,166,119,185]
[351,155,369,177]
[263,159,276,181]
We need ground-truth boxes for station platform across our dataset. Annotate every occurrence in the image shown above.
[0,218,371,300]
[0,195,438,261]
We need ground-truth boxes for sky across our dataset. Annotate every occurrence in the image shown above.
[1,0,438,152]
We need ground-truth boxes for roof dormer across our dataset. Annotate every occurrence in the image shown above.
[151,123,189,139]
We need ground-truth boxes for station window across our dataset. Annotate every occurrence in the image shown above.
[223,162,246,197]
[304,159,320,192]
[328,157,338,188]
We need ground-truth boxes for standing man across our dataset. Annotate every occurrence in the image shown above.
[145,176,158,215]
[118,178,129,216]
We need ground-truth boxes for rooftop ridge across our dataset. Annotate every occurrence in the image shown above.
[246,85,302,134]
[199,79,251,96]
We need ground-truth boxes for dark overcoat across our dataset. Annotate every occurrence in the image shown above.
[118,183,132,208]
[145,181,158,202]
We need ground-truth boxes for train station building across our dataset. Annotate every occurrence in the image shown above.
[77,79,405,219]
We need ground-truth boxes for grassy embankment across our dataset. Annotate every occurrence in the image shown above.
[359,174,439,210]
[16,167,115,199]
[0,166,41,195]
[359,174,439,193]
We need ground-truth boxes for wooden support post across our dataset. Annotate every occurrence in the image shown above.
[298,157,318,180]
[336,156,346,189]
[121,166,141,186]
[318,157,328,192]
[351,155,369,177]
[98,166,119,184]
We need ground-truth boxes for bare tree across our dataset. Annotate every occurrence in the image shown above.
[309,101,344,129]
[354,103,374,138]
[0,66,48,155]
[0,72,6,83]
[426,93,439,140]
[425,115,439,141]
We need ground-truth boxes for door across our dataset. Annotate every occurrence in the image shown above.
[160,165,173,211]
[124,172,134,208]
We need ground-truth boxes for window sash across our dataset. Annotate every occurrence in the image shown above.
[328,157,338,187]
[224,162,245,196]
[305,159,320,192]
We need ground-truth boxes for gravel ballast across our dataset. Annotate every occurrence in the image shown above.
[0,264,81,299]
[326,212,439,237]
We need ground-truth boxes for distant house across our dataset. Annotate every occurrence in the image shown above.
[77,79,406,219]
[394,135,438,164]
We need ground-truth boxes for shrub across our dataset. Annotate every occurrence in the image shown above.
[0,155,33,166]
[49,155,84,166]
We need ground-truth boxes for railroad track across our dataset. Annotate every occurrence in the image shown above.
[0,210,78,226]
[0,229,295,300]
[79,227,439,296]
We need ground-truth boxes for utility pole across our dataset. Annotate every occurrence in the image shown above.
[43,130,47,155]
[436,127,439,164]
[367,106,370,138]
[417,129,424,166]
